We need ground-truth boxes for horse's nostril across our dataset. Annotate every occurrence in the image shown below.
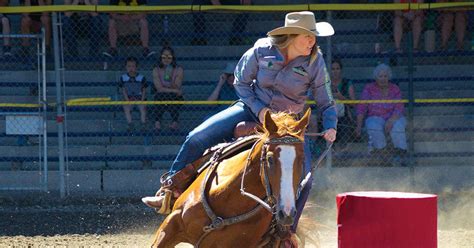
[276,209,295,226]
[290,208,297,218]
[278,209,286,220]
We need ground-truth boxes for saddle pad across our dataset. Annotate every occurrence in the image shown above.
[196,135,261,174]
[202,135,260,159]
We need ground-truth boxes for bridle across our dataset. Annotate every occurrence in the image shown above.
[240,135,303,213]
[196,133,331,247]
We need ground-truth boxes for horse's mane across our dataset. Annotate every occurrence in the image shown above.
[259,112,305,142]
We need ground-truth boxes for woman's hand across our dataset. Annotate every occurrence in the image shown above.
[323,128,337,142]
[219,73,228,84]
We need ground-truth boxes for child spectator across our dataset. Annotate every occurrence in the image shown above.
[393,0,424,53]
[356,64,408,165]
[63,0,102,57]
[20,0,52,56]
[438,0,468,51]
[119,56,148,131]
[151,46,184,131]
[103,0,155,58]
[0,0,12,56]
[330,59,357,151]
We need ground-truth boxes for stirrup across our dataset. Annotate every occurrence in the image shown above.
[144,165,198,214]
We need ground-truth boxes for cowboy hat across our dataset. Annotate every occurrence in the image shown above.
[267,11,334,37]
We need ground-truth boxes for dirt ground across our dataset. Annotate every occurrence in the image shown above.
[1,230,473,248]
[0,190,473,248]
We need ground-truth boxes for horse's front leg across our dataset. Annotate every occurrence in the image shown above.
[152,209,186,248]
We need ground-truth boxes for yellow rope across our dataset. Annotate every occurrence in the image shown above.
[1,2,473,14]
[1,98,473,108]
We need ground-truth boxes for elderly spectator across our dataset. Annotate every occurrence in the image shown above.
[20,0,52,56]
[63,0,102,57]
[438,0,468,51]
[393,0,424,53]
[191,0,251,46]
[103,0,155,58]
[356,64,407,164]
[151,46,184,131]
[119,56,148,131]
[330,59,357,151]
[0,0,11,56]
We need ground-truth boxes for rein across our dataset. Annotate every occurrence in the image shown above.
[196,142,266,247]
[240,139,273,212]
[297,131,333,198]
[196,133,332,247]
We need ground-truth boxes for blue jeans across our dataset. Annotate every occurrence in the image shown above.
[366,116,407,150]
[169,101,256,173]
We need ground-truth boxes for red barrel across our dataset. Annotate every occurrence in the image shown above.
[337,191,437,248]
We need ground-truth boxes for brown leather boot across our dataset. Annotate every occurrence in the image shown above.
[141,164,197,214]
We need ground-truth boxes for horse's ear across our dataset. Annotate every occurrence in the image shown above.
[263,110,278,134]
[295,108,311,137]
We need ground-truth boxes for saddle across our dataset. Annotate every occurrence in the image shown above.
[154,121,261,214]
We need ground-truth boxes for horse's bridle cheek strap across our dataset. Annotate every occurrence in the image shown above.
[261,144,275,207]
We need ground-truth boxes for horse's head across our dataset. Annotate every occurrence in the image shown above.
[260,109,311,227]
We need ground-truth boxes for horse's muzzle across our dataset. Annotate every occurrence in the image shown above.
[276,208,297,226]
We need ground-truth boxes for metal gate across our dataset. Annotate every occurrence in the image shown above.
[0,30,48,191]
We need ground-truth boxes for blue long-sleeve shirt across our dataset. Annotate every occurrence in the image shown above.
[233,38,337,130]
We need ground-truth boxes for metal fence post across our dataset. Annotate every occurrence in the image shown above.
[325,10,333,169]
[407,31,415,186]
[40,28,48,192]
[52,12,66,198]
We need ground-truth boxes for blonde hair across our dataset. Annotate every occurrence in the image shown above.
[268,34,319,65]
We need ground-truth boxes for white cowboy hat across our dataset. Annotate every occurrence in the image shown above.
[267,11,334,37]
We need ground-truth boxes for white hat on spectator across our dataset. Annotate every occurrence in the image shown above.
[223,62,237,74]
[267,11,334,37]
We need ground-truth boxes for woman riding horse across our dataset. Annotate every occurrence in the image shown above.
[152,110,313,247]
[142,10,337,237]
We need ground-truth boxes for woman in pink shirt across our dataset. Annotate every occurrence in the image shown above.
[356,64,407,160]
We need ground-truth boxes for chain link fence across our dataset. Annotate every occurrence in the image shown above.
[0,30,48,190]
[1,4,473,193]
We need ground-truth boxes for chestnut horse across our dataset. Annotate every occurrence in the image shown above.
[152,109,311,248]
